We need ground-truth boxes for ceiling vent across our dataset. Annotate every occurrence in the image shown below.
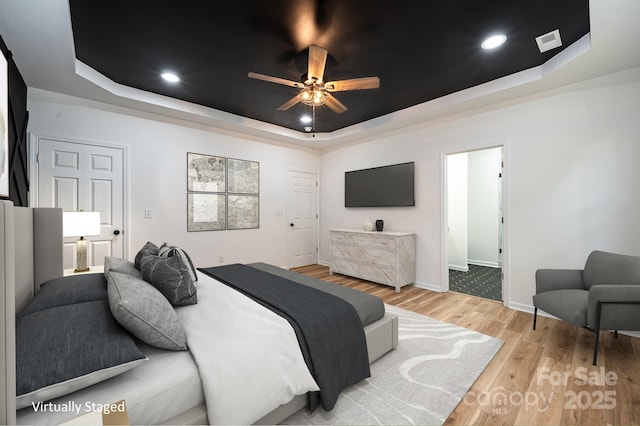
[535,29,562,53]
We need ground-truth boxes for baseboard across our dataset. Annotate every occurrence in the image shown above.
[448,264,469,272]
[468,259,501,268]
[620,331,640,338]
[414,281,443,292]
[509,301,535,314]
[318,260,331,268]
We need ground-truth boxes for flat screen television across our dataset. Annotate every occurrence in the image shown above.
[345,162,415,207]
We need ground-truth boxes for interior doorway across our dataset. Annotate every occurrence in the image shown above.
[287,170,318,268]
[35,137,127,270]
[446,146,503,301]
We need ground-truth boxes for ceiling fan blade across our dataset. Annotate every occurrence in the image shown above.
[325,77,380,92]
[277,95,302,111]
[325,93,348,114]
[308,45,328,82]
[248,72,304,88]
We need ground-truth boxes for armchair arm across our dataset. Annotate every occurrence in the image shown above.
[587,285,640,328]
[588,284,640,305]
[535,269,584,294]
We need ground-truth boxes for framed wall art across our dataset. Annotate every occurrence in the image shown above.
[187,152,226,192]
[227,194,259,230]
[227,158,259,194]
[187,193,226,231]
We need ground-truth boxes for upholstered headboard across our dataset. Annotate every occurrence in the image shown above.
[1,200,63,425]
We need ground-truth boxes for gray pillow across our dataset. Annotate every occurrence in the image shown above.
[140,255,197,306]
[16,301,147,409]
[17,274,107,318]
[104,256,143,280]
[107,271,187,351]
[159,243,198,283]
[134,241,160,269]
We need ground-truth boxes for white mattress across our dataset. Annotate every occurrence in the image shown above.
[16,341,204,425]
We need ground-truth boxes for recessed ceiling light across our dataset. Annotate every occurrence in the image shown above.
[161,72,180,83]
[300,115,312,124]
[481,34,507,50]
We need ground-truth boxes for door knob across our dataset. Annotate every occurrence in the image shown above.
[290,223,294,227]
[113,229,121,235]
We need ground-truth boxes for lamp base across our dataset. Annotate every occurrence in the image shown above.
[76,237,89,272]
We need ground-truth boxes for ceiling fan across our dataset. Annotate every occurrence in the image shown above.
[248,45,380,114]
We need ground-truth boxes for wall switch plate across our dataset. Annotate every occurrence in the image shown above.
[144,209,153,219]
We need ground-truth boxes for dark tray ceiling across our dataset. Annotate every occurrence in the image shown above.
[69,0,589,133]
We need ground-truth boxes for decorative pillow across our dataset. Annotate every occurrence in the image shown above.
[158,243,198,283]
[16,274,107,318]
[16,301,147,409]
[134,241,160,269]
[107,271,187,351]
[104,256,143,280]
[140,255,197,306]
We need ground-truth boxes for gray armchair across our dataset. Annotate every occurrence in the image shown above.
[533,250,640,365]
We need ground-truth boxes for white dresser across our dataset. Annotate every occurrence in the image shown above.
[329,229,416,292]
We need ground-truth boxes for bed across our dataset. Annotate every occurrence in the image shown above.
[0,201,398,425]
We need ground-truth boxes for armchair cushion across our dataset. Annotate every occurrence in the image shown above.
[533,289,588,327]
[535,269,584,294]
[583,250,640,289]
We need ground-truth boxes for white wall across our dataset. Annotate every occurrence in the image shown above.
[446,152,468,271]
[320,68,640,310]
[27,93,320,269]
[467,147,501,267]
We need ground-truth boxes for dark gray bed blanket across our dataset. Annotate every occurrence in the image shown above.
[198,263,371,412]
[247,262,385,326]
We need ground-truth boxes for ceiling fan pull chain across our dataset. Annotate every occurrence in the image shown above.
[312,105,316,133]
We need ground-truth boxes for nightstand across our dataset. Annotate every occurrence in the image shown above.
[63,265,105,276]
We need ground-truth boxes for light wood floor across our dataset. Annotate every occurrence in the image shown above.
[292,264,640,426]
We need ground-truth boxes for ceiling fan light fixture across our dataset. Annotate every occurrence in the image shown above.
[300,115,312,123]
[300,86,327,106]
[161,72,180,83]
[481,34,507,50]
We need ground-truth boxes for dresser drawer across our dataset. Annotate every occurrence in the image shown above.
[350,233,374,246]
[372,235,396,248]
[331,243,359,260]
[330,231,350,244]
[359,246,395,267]
[331,258,359,277]
[359,262,395,285]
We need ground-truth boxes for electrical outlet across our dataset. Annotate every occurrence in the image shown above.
[144,209,153,219]
[218,255,224,263]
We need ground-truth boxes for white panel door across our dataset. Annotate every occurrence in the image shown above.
[287,171,317,268]
[37,138,125,269]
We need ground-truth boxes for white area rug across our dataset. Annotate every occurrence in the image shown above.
[283,304,503,425]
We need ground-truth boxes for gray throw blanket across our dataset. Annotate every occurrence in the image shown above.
[198,264,370,412]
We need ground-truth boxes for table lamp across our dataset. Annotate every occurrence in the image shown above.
[63,211,101,272]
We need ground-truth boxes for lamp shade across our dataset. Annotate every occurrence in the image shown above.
[63,211,101,237]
